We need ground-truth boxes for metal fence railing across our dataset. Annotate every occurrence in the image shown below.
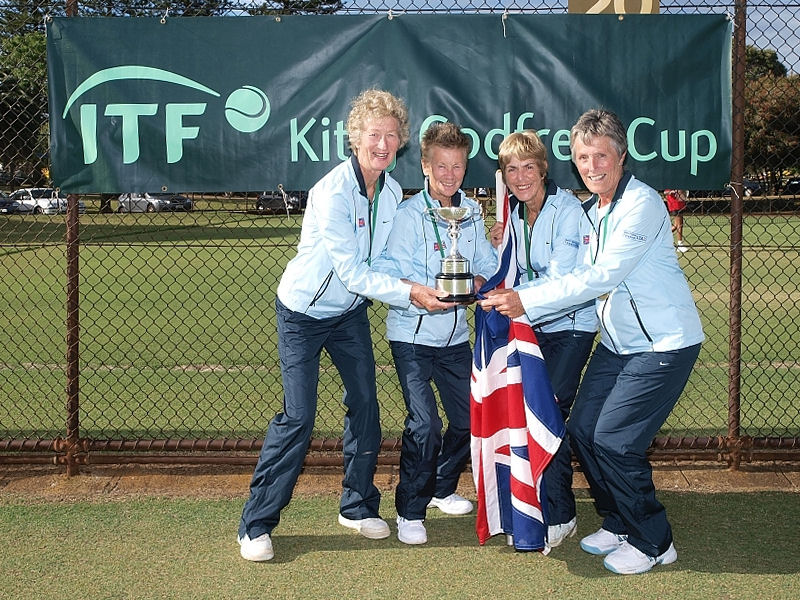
[1,1,799,474]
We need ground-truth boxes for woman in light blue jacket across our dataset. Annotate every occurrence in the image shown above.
[481,110,703,575]
[381,122,496,545]
[489,131,597,550]
[238,90,449,562]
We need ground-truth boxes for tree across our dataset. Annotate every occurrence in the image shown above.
[743,46,800,190]
[745,46,788,80]
[0,17,50,185]
[246,1,343,16]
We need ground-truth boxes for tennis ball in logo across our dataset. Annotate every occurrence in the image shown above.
[224,86,270,133]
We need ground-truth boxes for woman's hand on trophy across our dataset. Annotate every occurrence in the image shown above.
[408,281,457,312]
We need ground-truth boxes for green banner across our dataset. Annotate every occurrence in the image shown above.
[47,14,731,193]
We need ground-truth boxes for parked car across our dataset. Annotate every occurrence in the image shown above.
[0,191,28,214]
[690,178,763,199]
[255,186,303,213]
[117,192,193,213]
[726,178,764,197]
[9,188,67,214]
[781,177,800,196]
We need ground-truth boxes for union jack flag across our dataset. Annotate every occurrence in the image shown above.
[470,186,565,552]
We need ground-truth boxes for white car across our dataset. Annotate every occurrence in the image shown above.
[117,192,193,213]
[9,188,66,215]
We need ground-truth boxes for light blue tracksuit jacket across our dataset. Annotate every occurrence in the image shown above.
[379,187,497,347]
[277,156,412,318]
[505,181,597,335]
[517,173,704,354]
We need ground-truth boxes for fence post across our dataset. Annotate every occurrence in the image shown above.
[727,0,747,470]
[64,194,81,476]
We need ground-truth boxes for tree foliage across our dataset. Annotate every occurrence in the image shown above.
[745,46,788,80]
[743,46,800,188]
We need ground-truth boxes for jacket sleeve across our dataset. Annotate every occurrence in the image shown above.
[312,182,412,308]
[518,188,666,323]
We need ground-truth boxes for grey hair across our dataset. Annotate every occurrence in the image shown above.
[570,109,627,160]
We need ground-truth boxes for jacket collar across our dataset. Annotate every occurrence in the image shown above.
[582,171,633,218]
[511,178,555,219]
[350,154,386,199]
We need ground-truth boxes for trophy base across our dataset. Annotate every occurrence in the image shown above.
[436,267,474,303]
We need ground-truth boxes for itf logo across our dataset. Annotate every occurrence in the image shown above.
[61,65,270,165]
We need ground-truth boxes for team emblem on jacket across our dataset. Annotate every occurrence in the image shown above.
[583,235,590,245]
[358,217,366,227]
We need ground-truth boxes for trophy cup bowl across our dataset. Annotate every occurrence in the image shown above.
[428,206,477,303]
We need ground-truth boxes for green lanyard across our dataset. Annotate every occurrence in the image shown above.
[591,199,610,265]
[521,203,535,280]
[422,190,446,258]
[367,180,381,266]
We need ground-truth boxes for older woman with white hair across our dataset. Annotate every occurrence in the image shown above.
[238,89,450,562]
[480,109,703,574]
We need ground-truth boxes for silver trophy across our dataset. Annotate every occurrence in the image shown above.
[428,205,477,302]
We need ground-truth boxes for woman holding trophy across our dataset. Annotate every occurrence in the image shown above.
[381,121,497,545]
[238,90,451,562]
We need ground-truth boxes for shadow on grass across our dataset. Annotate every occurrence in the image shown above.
[554,491,800,577]
[263,490,799,575]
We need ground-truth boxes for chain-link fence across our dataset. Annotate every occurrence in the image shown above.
[1,1,798,474]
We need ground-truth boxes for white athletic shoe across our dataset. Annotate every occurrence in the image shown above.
[427,493,474,515]
[604,541,678,575]
[547,516,577,548]
[238,533,274,562]
[396,516,427,545]
[579,528,628,555]
[337,514,390,539]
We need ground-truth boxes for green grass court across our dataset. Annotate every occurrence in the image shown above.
[0,488,798,599]
[0,210,798,442]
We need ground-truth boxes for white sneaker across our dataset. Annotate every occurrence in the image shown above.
[604,541,678,575]
[396,516,427,545]
[579,528,628,555]
[547,516,577,548]
[337,514,390,539]
[427,493,474,515]
[677,241,689,252]
[238,533,274,562]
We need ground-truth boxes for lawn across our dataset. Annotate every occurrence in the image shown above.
[0,209,798,443]
[0,488,798,600]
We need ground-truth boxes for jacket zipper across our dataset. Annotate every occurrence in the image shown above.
[626,286,654,343]
[308,270,335,308]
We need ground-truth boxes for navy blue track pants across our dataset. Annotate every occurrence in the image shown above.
[568,342,701,557]
[239,299,382,539]
[390,341,472,520]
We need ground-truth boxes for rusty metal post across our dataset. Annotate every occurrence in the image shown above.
[63,0,81,476]
[727,0,747,470]
[64,193,81,476]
